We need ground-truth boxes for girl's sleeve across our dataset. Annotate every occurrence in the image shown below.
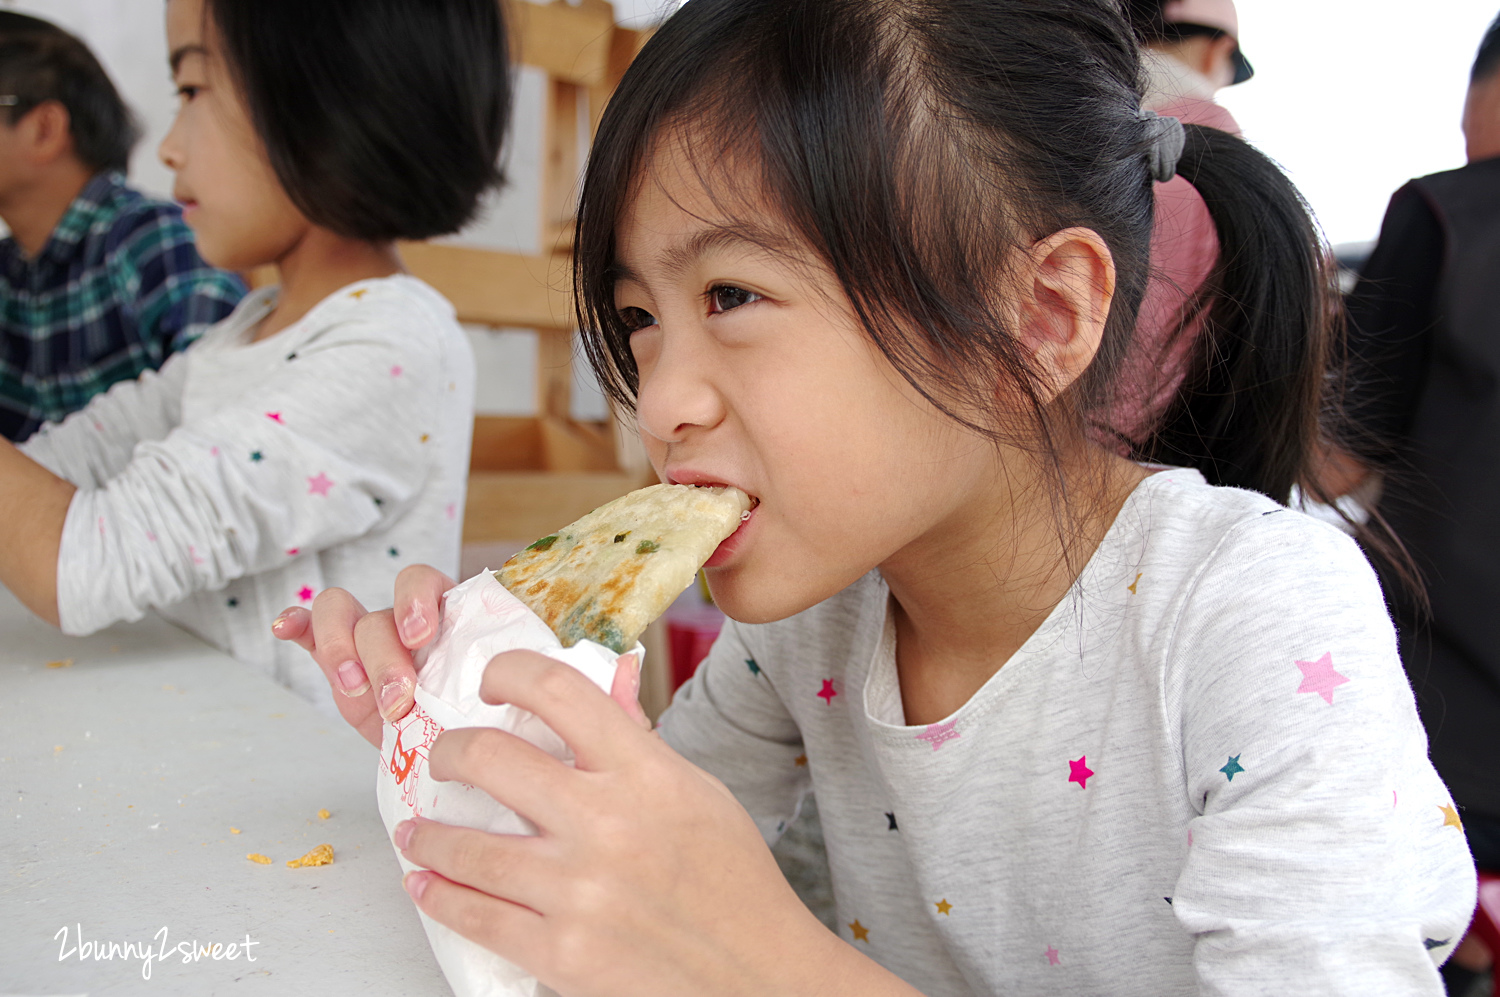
[52,322,438,636]
[1166,512,1477,995]
[657,618,812,844]
[19,353,189,488]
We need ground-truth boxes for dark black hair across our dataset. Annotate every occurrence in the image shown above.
[204,0,511,242]
[1473,12,1500,83]
[0,12,140,174]
[575,0,1336,512]
[1125,0,1172,39]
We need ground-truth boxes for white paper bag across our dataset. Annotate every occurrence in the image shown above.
[377,570,631,997]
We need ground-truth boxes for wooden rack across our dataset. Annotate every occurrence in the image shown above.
[403,0,658,546]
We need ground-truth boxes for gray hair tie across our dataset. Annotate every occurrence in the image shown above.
[1139,110,1186,183]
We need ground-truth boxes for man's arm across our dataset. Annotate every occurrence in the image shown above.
[1342,183,1446,463]
[113,203,245,357]
[0,439,73,624]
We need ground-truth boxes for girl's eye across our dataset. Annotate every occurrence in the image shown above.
[618,306,657,332]
[708,285,761,314]
[174,85,200,104]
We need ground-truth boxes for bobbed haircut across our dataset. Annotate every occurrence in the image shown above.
[1473,12,1500,84]
[204,0,511,242]
[0,12,140,174]
[576,0,1337,507]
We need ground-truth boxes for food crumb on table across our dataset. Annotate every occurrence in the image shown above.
[230,827,241,834]
[317,808,331,820]
[46,659,73,669]
[247,853,272,865]
[287,843,334,868]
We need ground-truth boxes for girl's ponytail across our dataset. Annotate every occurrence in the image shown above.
[1139,123,1335,506]
[1143,124,1420,594]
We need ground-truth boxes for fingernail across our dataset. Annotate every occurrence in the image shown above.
[403,871,429,901]
[378,676,412,720]
[626,654,641,699]
[393,819,414,850]
[336,660,369,697]
[271,612,291,632]
[399,606,427,646]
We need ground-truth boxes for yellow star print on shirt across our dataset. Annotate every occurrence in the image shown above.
[849,920,870,942]
[1128,572,1141,595]
[935,899,953,915]
[1440,804,1464,831]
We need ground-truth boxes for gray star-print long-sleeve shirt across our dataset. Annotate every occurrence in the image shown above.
[659,468,1476,996]
[21,275,474,710]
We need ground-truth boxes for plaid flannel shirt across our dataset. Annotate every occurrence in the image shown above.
[0,171,245,440]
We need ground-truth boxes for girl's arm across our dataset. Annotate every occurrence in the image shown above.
[1168,512,1475,993]
[393,648,928,997]
[1,354,191,623]
[0,442,74,624]
[17,322,443,637]
[21,352,189,489]
[282,579,926,995]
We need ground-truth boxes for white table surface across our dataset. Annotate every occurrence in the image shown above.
[0,591,451,996]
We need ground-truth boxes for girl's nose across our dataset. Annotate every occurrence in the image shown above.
[157,121,184,171]
[634,340,727,446]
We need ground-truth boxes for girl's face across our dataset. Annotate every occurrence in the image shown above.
[614,140,1010,624]
[159,0,306,270]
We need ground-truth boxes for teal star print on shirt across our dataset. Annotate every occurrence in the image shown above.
[1220,755,1245,781]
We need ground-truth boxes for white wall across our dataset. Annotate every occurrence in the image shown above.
[1219,2,1499,248]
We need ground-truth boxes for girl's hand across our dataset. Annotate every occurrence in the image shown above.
[270,564,456,746]
[271,564,652,747]
[393,649,871,997]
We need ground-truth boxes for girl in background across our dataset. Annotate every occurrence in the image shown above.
[286,0,1475,992]
[0,0,508,709]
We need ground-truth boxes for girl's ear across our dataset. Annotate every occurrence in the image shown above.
[1014,226,1116,404]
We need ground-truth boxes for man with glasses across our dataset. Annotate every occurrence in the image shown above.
[1128,0,1253,130]
[0,12,242,442]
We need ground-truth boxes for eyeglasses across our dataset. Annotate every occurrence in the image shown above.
[1161,23,1255,85]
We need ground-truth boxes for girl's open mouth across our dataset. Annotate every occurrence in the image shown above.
[705,492,758,568]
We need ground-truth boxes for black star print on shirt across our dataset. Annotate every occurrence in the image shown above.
[886,812,898,831]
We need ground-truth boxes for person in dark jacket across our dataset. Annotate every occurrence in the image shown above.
[1343,13,1500,994]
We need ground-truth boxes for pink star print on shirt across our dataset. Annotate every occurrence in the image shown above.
[915,720,961,751]
[1045,946,1061,966]
[307,472,334,497]
[1295,652,1349,705]
[1069,755,1094,789]
[298,586,315,602]
[266,412,283,424]
[817,679,838,704]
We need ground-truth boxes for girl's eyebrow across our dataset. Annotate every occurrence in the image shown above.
[644,226,795,283]
[169,44,207,75]
[610,223,801,289]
